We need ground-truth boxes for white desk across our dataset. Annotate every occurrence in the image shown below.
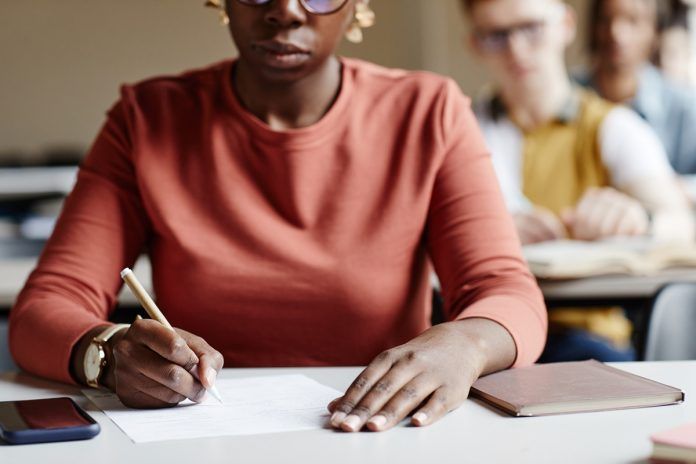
[0,362,693,463]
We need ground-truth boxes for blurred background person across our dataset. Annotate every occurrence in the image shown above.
[656,1,696,87]
[460,0,694,362]
[581,0,696,177]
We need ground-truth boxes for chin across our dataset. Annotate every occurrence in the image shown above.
[242,52,322,84]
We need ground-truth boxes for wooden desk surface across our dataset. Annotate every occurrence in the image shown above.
[0,362,692,463]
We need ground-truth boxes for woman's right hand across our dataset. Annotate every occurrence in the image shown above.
[104,318,224,409]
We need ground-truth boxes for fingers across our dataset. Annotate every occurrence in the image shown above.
[330,349,450,433]
[327,397,341,413]
[569,188,649,240]
[615,202,649,236]
[328,322,486,432]
[115,369,187,409]
[570,188,605,240]
[329,350,394,428]
[178,330,225,390]
[334,362,420,432]
[597,200,625,237]
[114,334,207,403]
[131,319,199,371]
[365,375,437,432]
[411,386,461,427]
[514,209,566,245]
[111,320,222,408]
[534,208,567,240]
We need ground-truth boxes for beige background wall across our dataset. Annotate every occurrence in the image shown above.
[0,0,587,157]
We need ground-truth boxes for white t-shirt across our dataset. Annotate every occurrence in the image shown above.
[476,102,675,213]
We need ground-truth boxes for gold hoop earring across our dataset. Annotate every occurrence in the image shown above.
[345,2,375,44]
[205,0,230,25]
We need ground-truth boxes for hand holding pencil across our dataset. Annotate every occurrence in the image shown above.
[105,268,224,409]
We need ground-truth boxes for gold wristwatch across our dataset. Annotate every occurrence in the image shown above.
[84,324,130,389]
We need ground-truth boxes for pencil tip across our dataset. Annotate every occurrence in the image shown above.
[210,386,224,404]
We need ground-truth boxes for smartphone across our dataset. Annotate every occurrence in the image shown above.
[0,397,100,444]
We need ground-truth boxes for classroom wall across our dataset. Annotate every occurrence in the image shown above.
[0,0,587,157]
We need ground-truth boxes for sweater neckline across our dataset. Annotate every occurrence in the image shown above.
[220,58,353,149]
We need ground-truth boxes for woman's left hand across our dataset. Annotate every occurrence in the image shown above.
[327,318,516,432]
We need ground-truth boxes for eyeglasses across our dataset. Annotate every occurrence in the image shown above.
[473,4,566,54]
[474,21,548,54]
[236,0,350,15]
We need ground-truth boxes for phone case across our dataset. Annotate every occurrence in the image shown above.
[1,422,101,444]
[0,397,101,445]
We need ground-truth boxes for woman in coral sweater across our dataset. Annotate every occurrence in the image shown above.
[9,0,546,433]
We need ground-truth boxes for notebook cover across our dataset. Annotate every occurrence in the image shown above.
[471,360,684,417]
[652,423,696,450]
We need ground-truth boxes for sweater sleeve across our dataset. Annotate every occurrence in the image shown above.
[426,81,547,367]
[9,91,150,384]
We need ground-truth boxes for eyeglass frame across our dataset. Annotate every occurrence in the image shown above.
[234,0,351,15]
[472,4,567,54]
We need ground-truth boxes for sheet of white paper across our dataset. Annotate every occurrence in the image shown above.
[83,374,342,443]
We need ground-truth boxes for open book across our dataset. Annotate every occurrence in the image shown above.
[522,239,696,279]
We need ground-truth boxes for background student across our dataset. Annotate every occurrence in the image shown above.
[460,0,694,362]
[581,0,696,177]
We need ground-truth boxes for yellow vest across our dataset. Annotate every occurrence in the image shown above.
[519,89,631,347]
[521,89,613,215]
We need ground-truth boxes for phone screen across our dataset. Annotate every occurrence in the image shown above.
[0,397,95,432]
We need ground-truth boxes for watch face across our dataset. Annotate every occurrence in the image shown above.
[84,343,104,382]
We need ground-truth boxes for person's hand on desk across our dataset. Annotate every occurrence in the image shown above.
[73,319,224,409]
[513,207,567,245]
[562,187,649,241]
[327,318,516,432]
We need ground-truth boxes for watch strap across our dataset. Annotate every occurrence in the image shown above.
[94,324,130,343]
[86,324,130,388]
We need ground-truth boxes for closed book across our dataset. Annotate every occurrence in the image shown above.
[471,360,684,417]
[651,423,696,463]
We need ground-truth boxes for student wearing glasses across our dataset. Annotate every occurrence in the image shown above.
[460,0,693,362]
[9,0,547,432]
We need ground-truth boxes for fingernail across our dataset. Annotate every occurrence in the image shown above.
[191,388,208,403]
[205,368,216,387]
[330,411,346,426]
[367,415,387,429]
[412,412,428,425]
[342,415,361,432]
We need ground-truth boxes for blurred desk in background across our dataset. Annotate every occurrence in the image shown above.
[539,269,696,361]
[4,253,695,310]
[0,255,152,310]
[0,166,77,201]
[539,269,696,307]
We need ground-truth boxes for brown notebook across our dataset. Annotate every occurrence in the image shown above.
[471,360,684,417]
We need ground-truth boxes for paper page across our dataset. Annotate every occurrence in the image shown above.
[83,374,342,443]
